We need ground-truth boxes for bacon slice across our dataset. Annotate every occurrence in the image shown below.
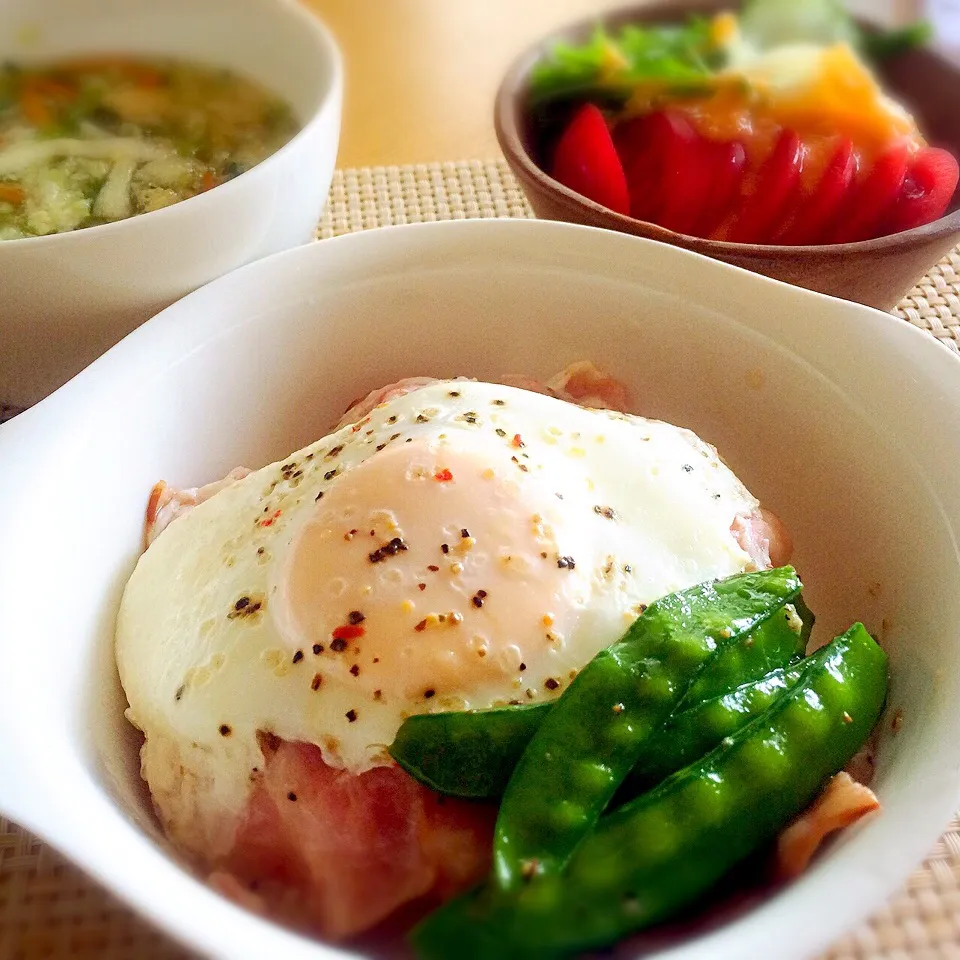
[144,467,250,547]
[547,360,632,412]
[213,737,494,940]
[732,507,794,570]
[775,772,880,880]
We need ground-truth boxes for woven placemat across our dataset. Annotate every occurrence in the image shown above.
[2,159,960,960]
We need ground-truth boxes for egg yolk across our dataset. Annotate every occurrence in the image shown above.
[271,437,591,708]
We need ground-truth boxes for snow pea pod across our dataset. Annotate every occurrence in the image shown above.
[492,566,802,891]
[680,594,811,705]
[617,661,805,800]
[412,623,887,960]
[391,607,805,800]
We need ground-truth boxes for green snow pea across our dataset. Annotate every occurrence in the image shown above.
[412,622,888,960]
[617,661,805,800]
[680,593,811,705]
[390,604,806,801]
[491,566,802,890]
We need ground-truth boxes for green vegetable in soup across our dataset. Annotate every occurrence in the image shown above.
[0,57,298,238]
[413,623,888,960]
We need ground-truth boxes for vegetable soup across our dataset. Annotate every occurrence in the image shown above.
[0,58,299,239]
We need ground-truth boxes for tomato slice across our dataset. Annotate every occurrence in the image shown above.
[828,142,910,243]
[614,111,702,227]
[655,116,717,235]
[777,139,858,245]
[551,104,630,216]
[698,140,748,239]
[724,130,804,244]
[882,147,959,235]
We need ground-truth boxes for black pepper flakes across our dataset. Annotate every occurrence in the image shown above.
[441,543,449,554]
[330,637,348,652]
[624,564,633,574]
[350,664,360,677]
[449,390,461,397]
[292,650,304,664]
[492,399,506,406]
[369,537,409,563]
[545,678,560,691]
[311,674,323,691]
[326,444,344,459]
[557,556,576,570]
[219,724,232,737]
[175,684,185,702]
[324,468,338,481]
[312,643,324,655]
[346,709,358,723]
[495,428,507,438]
[315,490,324,501]
[387,415,398,424]
[228,596,264,620]
[682,464,694,473]
[348,610,366,625]
[424,689,436,699]
[519,662,527,672]
[416,413,430,423]
[287,791,297,802]
[460,528,470,538]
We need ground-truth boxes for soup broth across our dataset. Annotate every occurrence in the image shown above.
[0,57,299,239]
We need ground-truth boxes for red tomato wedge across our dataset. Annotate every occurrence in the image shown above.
[882,147,959,235]
[551,104,630,216]
[614,111,703,227]
[651,113,716,234]
[724,130,804,244]
[698,140,748,239]
[828,142,910,243]
[777,139,858,245]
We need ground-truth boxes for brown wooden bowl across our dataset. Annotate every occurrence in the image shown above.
[495,0,960,310]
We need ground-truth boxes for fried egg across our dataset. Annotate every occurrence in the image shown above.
[117,379,761,861]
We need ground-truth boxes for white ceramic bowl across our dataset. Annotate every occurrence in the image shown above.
[0,219,959,960]
[0,0,342,407]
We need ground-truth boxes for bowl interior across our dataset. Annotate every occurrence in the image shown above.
[0,0,334,121]
[0,220,959,960]
[512,0,960,222]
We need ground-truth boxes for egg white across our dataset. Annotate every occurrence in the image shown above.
[117,380,758,861]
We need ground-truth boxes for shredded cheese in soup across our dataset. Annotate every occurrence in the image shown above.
[0,58,299,239]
